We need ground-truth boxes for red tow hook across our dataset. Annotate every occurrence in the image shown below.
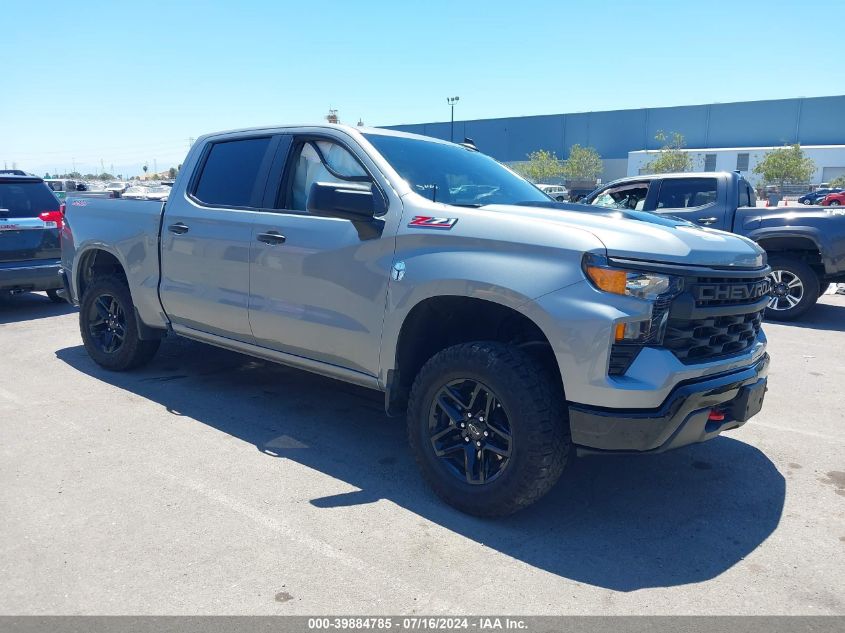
[708,409,726,422]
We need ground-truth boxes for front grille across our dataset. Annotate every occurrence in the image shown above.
[690,276,772,308]
[663,309,764,364]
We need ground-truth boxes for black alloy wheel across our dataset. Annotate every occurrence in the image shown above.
[428,378,512,485]
[87,293,127,354]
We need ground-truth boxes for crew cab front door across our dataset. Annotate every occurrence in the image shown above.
[160,135,279,342]
[248,133,396,378]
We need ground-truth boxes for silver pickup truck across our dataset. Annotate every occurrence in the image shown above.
[61,125,771,516]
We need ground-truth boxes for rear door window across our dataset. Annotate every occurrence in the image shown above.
[0,181,60,218]
[193,137,273,208]
[656,178,718,210]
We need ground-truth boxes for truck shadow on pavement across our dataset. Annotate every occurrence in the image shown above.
[772,299,845,332]
[56,336,786,592]
[0,292,76,324]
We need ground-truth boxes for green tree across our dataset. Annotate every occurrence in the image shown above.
[753,144,816,193]
[168,167,177,179]
[512,149,564,183]
[561,144,602,182]
[829,175,845,188]
[644,130,692,174]
[44,172,51,179]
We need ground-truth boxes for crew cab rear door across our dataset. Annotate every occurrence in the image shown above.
[159,134,279,342]
[648,176,729,230]
[247,131,397,378]
[0,179,62,264]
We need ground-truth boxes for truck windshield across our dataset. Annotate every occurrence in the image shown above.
[363,133,549,207]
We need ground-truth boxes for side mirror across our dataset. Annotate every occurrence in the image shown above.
[306,182,383,220]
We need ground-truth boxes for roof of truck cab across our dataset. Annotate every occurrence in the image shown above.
[197,123,453,146]
[604,171,742,185]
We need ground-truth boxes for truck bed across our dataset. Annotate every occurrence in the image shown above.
[63,197,167,327]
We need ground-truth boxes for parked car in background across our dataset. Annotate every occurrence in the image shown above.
[105,181,129,197]
[797,188,842,205]
[566,183,599,202]
[143,185,170,201]
[122,186,149,200]
[62,124,771,516]
[820,191,845,206]
[536,184,568,201]
[583,171,845,320]
[45,179,84,201]
[0,172,65,302]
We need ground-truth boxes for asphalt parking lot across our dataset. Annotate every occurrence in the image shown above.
[1,293,843,615]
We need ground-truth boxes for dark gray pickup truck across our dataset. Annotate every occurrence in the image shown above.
[584,171,845,320]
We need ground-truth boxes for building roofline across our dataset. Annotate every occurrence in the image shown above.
[629,144,845,154]
[383,94,845,129]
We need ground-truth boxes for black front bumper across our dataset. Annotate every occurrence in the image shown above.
[569,354,769,454]
[0,260,62,292]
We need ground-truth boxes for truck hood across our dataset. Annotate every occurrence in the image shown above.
[484,202,766,269]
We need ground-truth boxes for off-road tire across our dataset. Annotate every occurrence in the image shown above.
[407,341,569,517]
[79,276,160,370]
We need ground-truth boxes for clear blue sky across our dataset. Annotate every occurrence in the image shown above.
[2,0,842,177]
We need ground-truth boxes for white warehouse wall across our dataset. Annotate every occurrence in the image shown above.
[626,145,845,186]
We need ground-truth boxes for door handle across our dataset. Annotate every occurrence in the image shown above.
[697,217,718,225]
[257,230,286,245]
[168,222,189,235]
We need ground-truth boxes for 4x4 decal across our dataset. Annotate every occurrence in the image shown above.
[408,216,458,229]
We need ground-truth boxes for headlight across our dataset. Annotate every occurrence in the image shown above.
[583,253,679,301]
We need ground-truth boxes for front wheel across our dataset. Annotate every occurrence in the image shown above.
[829,201,841,206]
[407,342,569,517]
[79,276,160,370]
[765,256,819,321]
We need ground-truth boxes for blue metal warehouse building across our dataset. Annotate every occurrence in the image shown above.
[386,95,845,182]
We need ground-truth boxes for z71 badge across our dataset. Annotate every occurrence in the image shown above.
[408,216,458,229]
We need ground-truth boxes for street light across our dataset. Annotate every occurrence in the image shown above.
[447,96,460,142]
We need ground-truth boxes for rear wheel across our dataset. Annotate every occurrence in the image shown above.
[79,276,160,370]
[765,256,819,321]
[830,201,841,206]
[407,341,569,517]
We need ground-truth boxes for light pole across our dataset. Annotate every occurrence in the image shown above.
[447,96,460,142]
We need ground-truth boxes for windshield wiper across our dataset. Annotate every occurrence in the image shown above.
[449,203,484,208]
